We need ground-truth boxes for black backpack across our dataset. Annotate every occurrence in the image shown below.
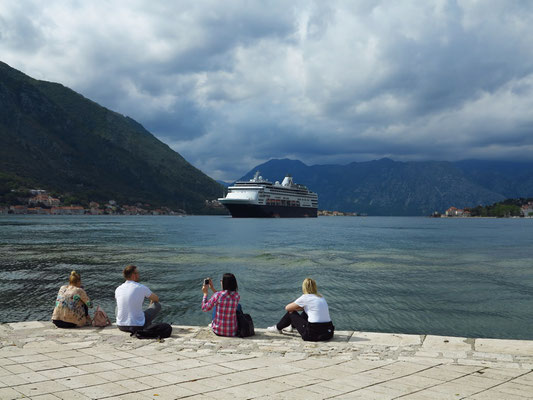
[236,309,255,338]
[131,323,172,340]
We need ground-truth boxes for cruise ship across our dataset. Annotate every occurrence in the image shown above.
[218,172,318,218]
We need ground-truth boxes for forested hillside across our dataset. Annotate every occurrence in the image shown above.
[0,61,224,213]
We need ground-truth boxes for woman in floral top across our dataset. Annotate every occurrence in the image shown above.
[201,273,240,336]
[52,271,93,328]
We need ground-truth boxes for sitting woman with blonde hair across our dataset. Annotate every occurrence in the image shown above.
[52,271,93,328]
[267,278,334,341]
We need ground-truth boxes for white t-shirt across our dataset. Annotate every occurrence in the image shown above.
[115,281,152,326]
[294,294,331,323]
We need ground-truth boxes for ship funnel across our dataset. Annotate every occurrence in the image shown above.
[281,175,293,187]
[251,171,260,182]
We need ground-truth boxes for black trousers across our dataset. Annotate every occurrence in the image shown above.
[276,311,334,342]
[53,320,77,328]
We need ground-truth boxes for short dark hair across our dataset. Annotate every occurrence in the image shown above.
[123,265,137,279]
[222,273,238,291]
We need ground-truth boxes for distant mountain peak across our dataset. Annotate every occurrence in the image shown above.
[263,158,308,167]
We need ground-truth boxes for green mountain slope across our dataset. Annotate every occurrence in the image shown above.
[0,61,223,212]
[239,158,533,215]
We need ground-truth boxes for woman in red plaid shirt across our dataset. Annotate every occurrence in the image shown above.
[201,273,241,337]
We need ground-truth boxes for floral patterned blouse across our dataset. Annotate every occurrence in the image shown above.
[52,285,93,326]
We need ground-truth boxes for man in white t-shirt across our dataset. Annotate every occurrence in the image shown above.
[115,265,161,333]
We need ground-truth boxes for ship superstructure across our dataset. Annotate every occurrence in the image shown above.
[218,172,318,218]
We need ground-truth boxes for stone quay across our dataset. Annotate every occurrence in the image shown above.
[1,322,533,399]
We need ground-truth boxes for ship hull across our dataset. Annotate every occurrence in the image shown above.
[222,203,317,218]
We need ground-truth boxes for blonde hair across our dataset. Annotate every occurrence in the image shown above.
[302,278,322,297]
[69,270,81,286]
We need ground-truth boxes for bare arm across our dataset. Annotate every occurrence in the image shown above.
[148,293,159,303]
[285,302,304,312]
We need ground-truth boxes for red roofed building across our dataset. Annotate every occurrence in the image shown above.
[445,207,464,217]
[521,204,533,217]
[10,205,28,214]
[51,206,86,215]
[29,194,60,207]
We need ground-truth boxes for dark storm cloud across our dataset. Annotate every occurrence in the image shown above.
[1,1,533,180]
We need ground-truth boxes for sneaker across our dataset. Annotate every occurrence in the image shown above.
[283,325,294,333]
[266,325,282,334]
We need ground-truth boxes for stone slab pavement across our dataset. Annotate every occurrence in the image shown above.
[0,322,532,399]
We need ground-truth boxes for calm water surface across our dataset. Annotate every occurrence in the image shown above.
[1,215,532,339]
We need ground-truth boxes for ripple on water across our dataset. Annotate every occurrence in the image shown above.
[1,215,533,339]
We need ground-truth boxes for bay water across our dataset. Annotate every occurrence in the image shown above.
[1,215,532,339]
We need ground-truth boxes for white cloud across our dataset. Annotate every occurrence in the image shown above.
[1,0,533,180]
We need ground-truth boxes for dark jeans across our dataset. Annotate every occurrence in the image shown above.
[276,311,334,342]
[53,304,89,329]
[118,302,162,333]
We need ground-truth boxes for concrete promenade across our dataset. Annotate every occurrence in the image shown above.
[1,322,533,399]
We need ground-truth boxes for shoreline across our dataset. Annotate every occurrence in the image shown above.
[1,321,532,399]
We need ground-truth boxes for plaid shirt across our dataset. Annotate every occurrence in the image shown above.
[202,290,240,337]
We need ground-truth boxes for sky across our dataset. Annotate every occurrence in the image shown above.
[1,1,533,181]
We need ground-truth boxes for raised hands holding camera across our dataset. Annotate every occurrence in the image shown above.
[201,273,241,337]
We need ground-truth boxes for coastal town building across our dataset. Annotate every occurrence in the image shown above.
[27,207,51,215]
[205,199,224,209]
[121,205,147,215]
[444,202,533,218]
[521,202,533,217]
[445,206,455,216]
[0,188,190,216]
[88,202,103,215]
[28,193,61,207]
[9,205,28,214]
[445,206,464,216]
[51,206,85,215]
[318,210,358,216]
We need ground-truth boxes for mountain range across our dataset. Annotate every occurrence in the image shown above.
[0,61,223,213]
[2,61,532,216]
[238,158,533,215]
